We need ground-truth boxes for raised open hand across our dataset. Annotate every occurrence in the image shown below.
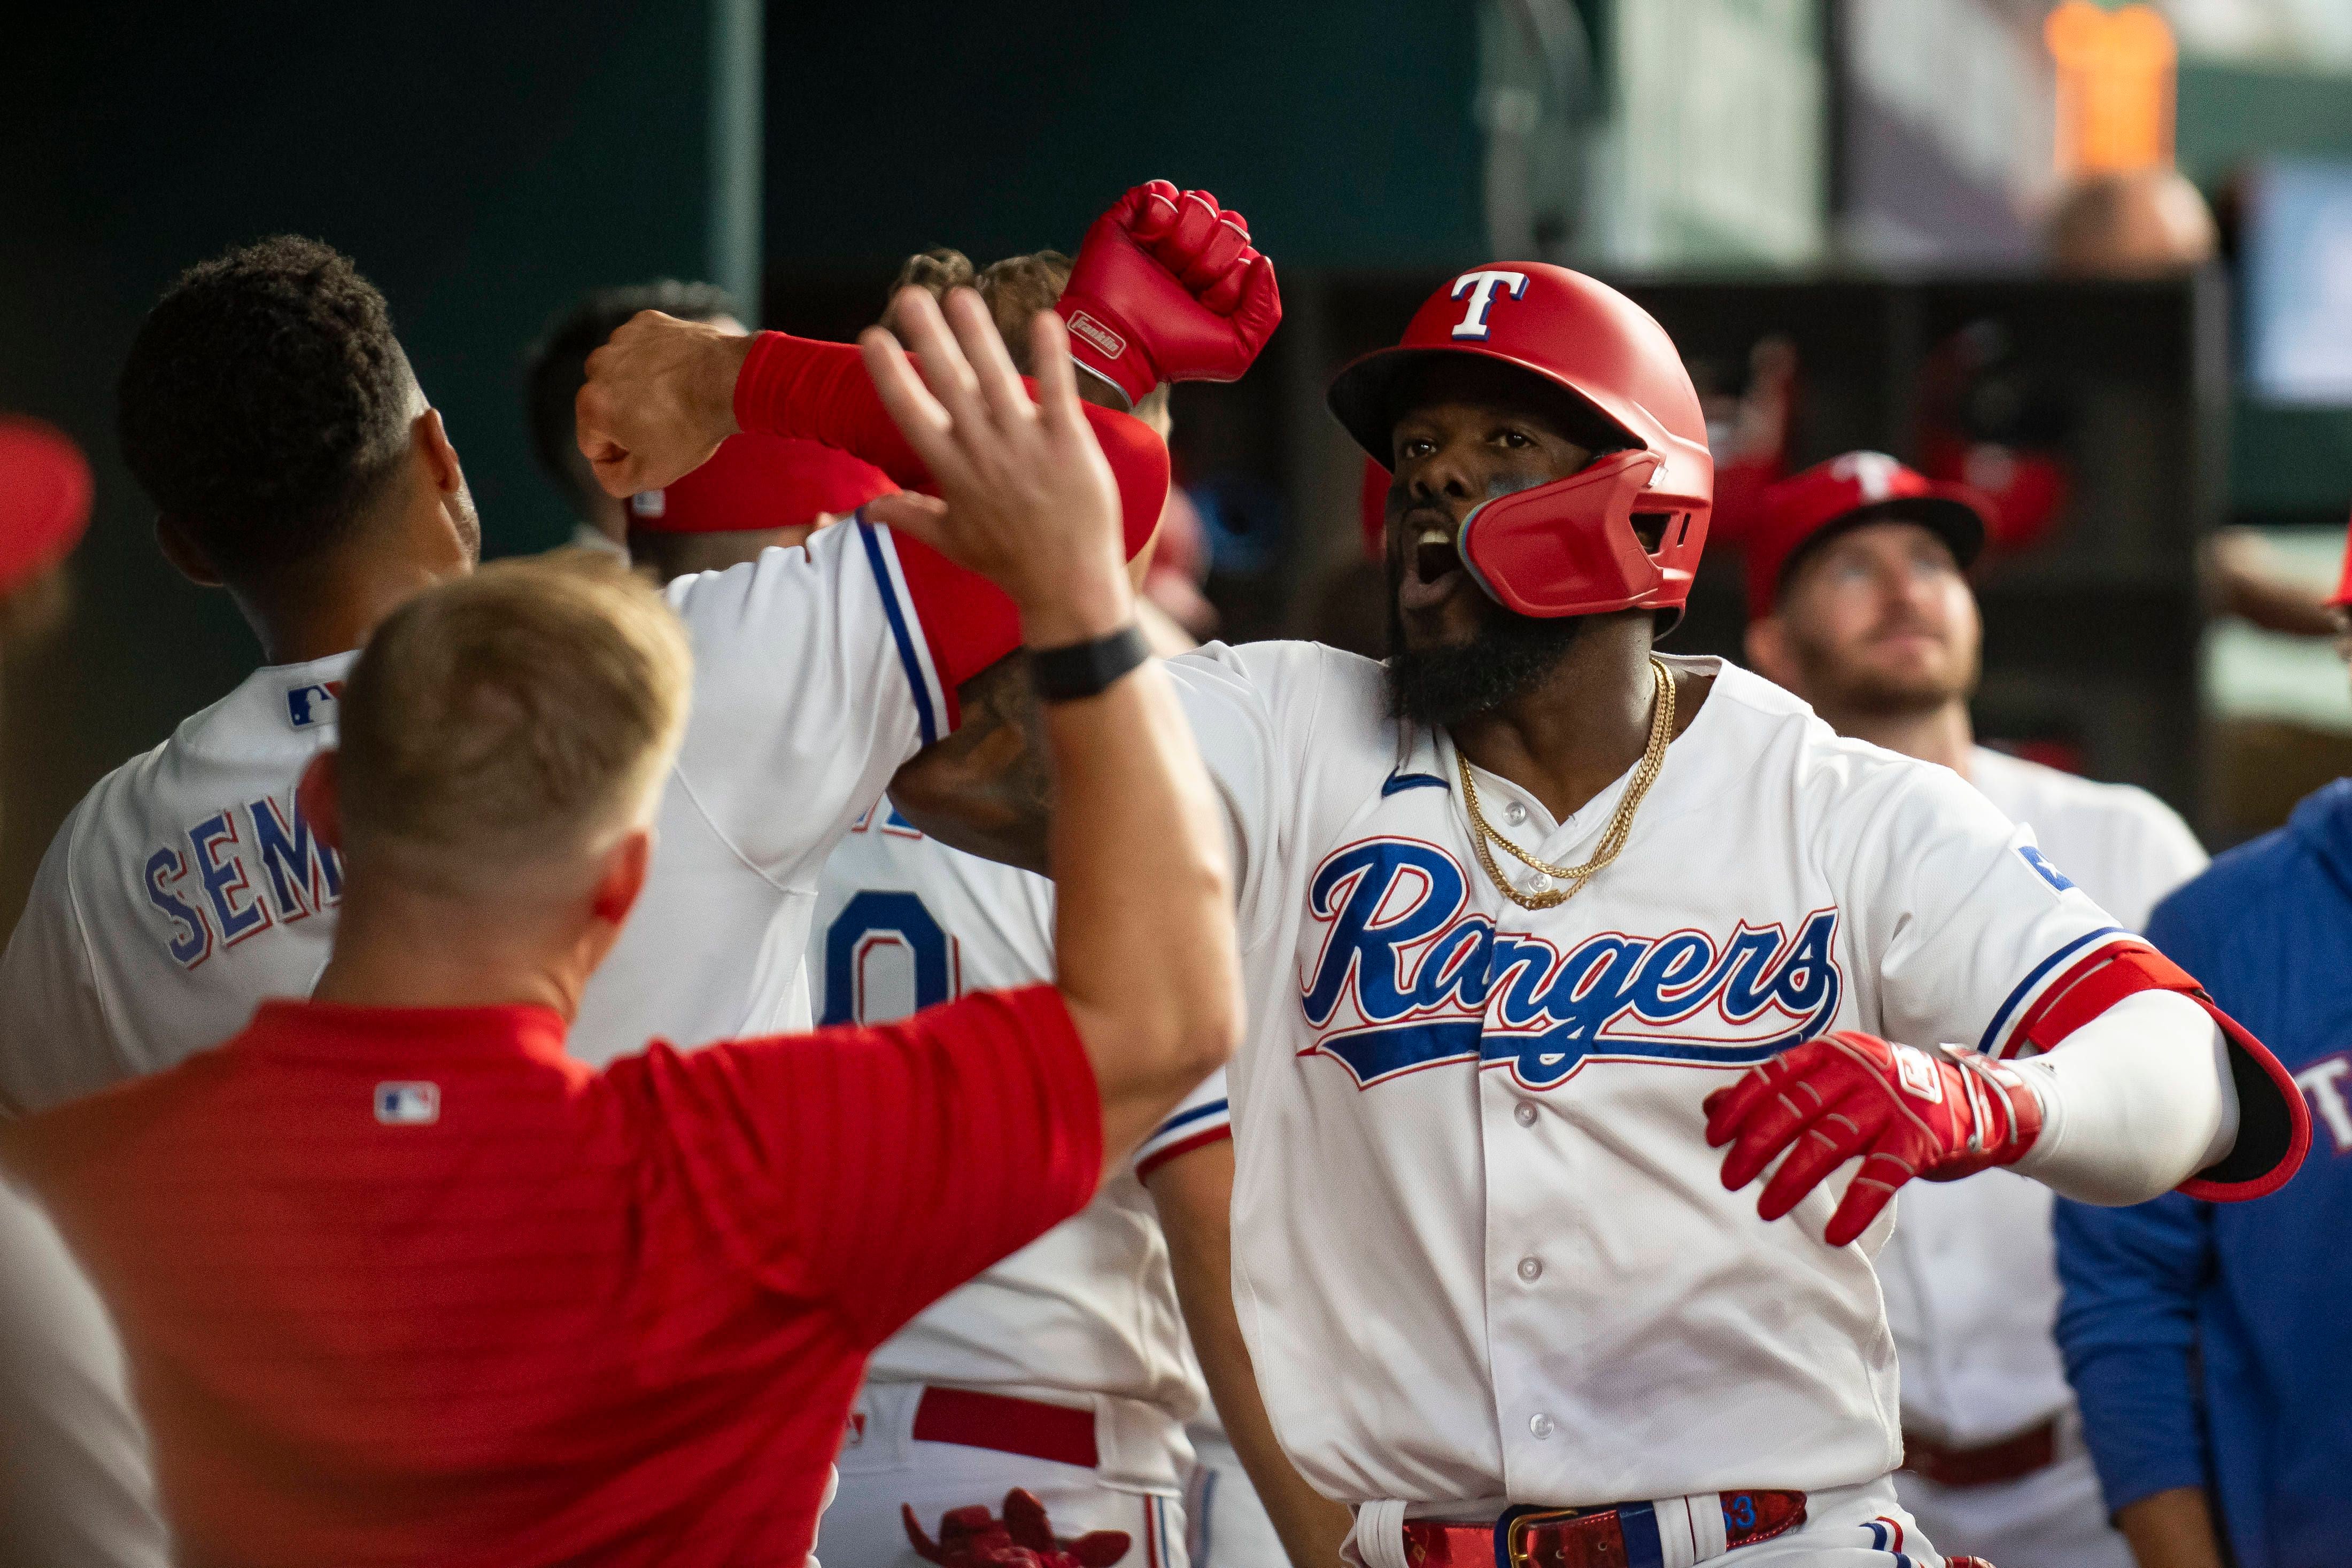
[859,287,1132,648]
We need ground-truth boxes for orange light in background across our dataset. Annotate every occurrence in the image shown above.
[2046,1,2178,175]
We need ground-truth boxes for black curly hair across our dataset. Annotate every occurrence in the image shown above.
[118,236,417,576]
[523,280,738,516]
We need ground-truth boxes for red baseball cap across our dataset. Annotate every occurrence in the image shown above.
[0,417,92,593]
[1746,451,1990,619]
[2329,511,2351,609]
[628,434,894,534]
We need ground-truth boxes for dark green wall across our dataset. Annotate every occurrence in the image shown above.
[0,2,721,934]
[761,1,1485,273]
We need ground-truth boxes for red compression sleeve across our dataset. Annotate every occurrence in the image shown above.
[733,332,1170,697]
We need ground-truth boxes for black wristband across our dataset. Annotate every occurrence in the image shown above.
[1028,623,1149,703]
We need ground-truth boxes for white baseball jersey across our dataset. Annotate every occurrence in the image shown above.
[0,519,959,1107]
[1879,747,2207,1448]
[1165,641,2138,1508]
[812,803,1227,1492]
[0,651,354,1114]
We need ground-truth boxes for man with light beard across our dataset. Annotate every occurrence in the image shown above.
[1744,451,2210,1568]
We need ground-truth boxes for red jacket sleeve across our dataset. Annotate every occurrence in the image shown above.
[731,332,1171,696]
[627,984,1103,1350]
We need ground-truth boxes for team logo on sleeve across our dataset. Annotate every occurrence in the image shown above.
[1298,839,1842,1090]
[2017,844,2077,894]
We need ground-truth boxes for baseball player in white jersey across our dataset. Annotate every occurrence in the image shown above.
[810,802,1229,1568]
[1742,453,2212,1568]
[896,263,2310,1568]
[0,233,1173,1111]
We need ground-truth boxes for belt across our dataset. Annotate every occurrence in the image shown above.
[1901,1419,2056,1488]
[1402,1494,1805,1568]
[911,1386,1098,1470]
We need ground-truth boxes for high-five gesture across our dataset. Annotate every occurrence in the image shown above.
[575,312,756,497]
[1055,180,1282,409]
[860,288,1132,648]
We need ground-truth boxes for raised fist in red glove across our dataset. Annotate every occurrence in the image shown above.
[1056,180,1282,408]
[903,1489,1131,1568]
[1703,1031,2044,1248]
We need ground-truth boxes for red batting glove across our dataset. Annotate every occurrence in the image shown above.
[1702,1031,2045,1248]
[1055,180,1282,407]
[903,1490,1131,1568]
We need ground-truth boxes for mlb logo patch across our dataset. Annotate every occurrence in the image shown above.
[374,1081,440,1125]
[630,488,667,519]
[284,680,344,728]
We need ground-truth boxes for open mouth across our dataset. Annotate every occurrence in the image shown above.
[1399,518,1465,611]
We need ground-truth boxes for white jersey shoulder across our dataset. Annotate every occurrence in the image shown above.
[1165,647,2136,1508]
[548,519,946,1065]
[0,653,353,1114]
[1966,745,2207,931]
[811,808,1224,1491]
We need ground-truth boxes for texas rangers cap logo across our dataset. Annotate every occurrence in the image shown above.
[374,1081,440,1125]
[1449,269,1529,340]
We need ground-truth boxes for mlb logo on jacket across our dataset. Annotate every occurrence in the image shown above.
[373,1081,440,1125]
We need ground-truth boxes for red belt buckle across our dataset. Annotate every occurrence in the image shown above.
[1502,1507,1627,1568]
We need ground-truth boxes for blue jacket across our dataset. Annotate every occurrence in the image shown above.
[2054,779,2352,1568]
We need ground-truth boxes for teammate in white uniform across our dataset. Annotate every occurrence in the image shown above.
[0,234,1169,1108]
[1742,453,2211,1568]
[0,238,478,1114]
[898,265,2309,1568]
[811,803,1229,1568]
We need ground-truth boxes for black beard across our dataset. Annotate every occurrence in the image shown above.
[1383,591,1586,728]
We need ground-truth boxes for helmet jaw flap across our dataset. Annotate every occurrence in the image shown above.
[1456,448,1712,621]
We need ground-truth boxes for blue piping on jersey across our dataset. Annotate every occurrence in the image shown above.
[1152,1099,1229,1137]
[857,519,938,748]
[1977,925,2124,1055]
[1381,769,1448,796]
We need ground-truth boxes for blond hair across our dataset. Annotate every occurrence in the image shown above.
[337,551,691,884]
[882,246,1171,423]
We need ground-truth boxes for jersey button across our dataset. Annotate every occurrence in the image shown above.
[1517,1256,1542,1283]
[1513,1102,1538,1127]
[1529,1412,1555,1439]
[1503,800,1528,826]
[1522,872,1553,894]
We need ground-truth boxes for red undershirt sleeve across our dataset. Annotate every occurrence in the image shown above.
[636,984,1104,1350]
[731,331,1170,694]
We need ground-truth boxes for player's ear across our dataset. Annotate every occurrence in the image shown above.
[588,826,653,930]
[414,407,465,497]
[1744,614,1796,693]
[297,750,343,851]
[154,514,222,588]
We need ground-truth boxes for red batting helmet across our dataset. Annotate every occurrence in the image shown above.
[1326,263,1712,622]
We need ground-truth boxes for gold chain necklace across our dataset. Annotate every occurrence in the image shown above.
[1457,656,1676,911]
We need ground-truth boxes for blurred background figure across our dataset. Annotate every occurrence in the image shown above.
[2055,521,2352,1568]
[1745,451,2208,1568]
[0,418,90,686]
[0,417,163,1568]
[523,281,744,554]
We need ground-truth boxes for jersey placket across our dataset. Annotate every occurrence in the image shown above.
[1449,748,1632,1492]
